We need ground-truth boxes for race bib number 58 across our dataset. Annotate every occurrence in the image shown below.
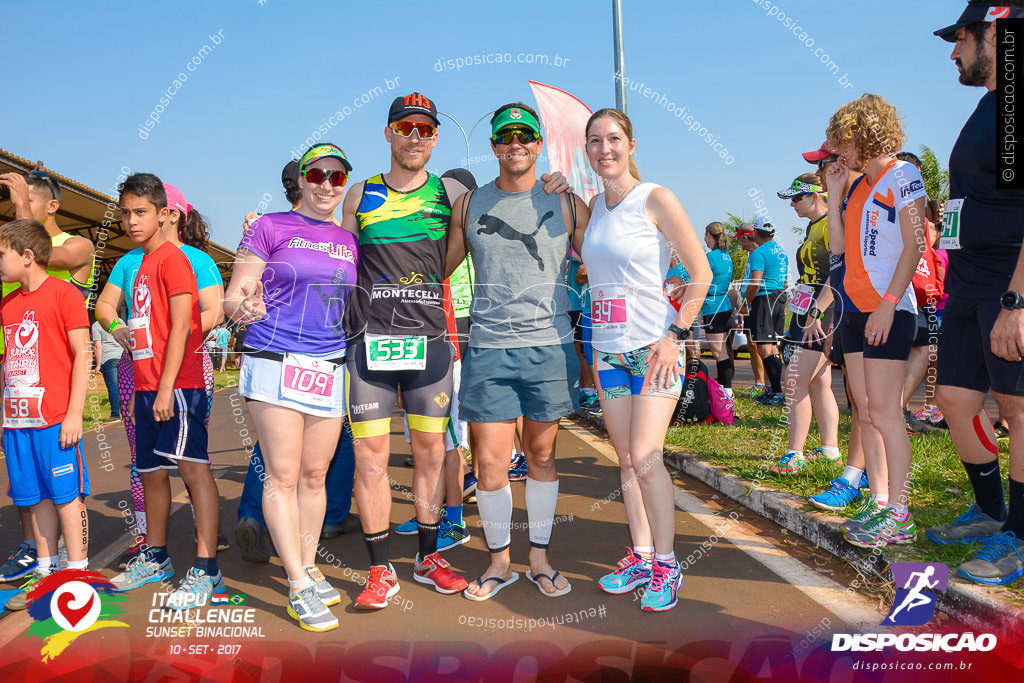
[3,385,45,428]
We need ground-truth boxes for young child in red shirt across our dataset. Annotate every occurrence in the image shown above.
[108,173,225,607]
[0,219,90,611]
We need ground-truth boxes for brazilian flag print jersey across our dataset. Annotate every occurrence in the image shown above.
[344,172,452,338]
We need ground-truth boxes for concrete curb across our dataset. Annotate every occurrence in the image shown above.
[572,410,1024,633]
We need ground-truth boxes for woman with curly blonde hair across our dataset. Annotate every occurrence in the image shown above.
[824,94,927,549]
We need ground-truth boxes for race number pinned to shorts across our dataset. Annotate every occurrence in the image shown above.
[128,317,154,360]
[940,198,964,250]
[789,284,815,315]
[365,334,427,371]
[280,354,338,408]
[592,291,629,331]
[3,385,45,428]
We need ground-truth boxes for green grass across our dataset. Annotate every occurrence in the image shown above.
[665,390,1024,603]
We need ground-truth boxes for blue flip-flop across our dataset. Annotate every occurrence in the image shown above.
[463,571,519,601]
[526,570,572,597]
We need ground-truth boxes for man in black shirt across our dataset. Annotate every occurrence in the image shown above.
[929,1,1024,586]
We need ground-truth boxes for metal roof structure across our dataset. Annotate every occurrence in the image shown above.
[0,147,236,287]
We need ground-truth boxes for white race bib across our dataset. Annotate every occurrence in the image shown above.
[789,284,815,315]
[365,334,427,371]
[279,354,339,408]
[3,385,45,428]
[940,198,964,250]
[128,317,154,360]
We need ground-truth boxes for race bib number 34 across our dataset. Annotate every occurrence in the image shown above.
[592,297,628,328]
[365,335,426,371]
[280,354,338,408]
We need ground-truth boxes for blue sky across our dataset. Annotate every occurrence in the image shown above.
[2,0,976,262]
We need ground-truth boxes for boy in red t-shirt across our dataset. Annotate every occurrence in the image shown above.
[109,173,225,607]
[0,219,90,610]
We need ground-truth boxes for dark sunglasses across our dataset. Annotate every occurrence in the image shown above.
[817,156,839,170]
[302,167,348,188]
[491,127,540,145]
[790,193,809,202]
[30,171,60,198]
[390,121,437,139]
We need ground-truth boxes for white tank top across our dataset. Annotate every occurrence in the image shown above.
[581,182,675,353]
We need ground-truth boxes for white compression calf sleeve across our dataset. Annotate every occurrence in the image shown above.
[476,484,513,551]
[526,477,559,549]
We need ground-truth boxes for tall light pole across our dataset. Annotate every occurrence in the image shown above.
[613,0,626,113]
[437,110,495,171]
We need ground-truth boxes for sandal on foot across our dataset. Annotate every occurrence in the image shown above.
[526,570,571,597]
[463,572,519,602]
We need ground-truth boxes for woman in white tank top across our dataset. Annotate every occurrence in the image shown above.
[577,109,710,612]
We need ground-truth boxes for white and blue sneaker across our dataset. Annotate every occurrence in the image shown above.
[112,553,174,592]
[810,478,861,511]
[166,567,224,609]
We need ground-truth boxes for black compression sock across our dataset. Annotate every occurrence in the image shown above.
[716,358,734,389]
[763,354,783,394]
[364,530,390,567]
[417,520,440,559]
[1000,478,1024,536]
[963,459,1007,522]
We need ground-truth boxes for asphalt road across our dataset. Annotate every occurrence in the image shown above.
[0,376,903,682]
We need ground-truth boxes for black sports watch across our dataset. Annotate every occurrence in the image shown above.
[1001,290,1024,310]
[668,323,691,341]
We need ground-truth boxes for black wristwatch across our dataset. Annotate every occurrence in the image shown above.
[1001,290,1024,310]
[668,323,691,341]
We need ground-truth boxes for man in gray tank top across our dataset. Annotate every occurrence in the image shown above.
[445,102,590,600]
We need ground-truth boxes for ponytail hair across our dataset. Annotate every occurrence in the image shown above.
[705,221,728,251]
[179,208,211,252]
[586,108,641,181]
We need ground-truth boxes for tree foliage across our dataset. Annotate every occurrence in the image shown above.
[919,144,949,201]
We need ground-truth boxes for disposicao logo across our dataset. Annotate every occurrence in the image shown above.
[832,562,997,653]
[24,569,129,662]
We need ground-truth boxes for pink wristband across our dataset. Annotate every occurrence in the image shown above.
[882,293,899,305]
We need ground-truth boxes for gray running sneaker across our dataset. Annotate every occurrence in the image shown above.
[957,532,1024,586]
[4,569,50,611]
[288,584,339,632]
[839,497,884,533]
[111,553,174,591]
[925,505,1004,545]
[166,568,224,610]
[305,565,341,606]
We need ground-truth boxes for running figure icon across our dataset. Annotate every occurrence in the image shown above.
[887,565,939,623]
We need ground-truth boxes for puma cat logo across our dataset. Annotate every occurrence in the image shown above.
[476,210,554,271]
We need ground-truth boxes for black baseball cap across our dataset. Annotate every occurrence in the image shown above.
[388,92,440,125]
[935,2,1024,42]
[281,160,300,188]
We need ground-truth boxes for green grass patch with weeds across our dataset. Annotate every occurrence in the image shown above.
[665,388,1024,603]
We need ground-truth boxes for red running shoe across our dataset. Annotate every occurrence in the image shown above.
[355,563,400,610]
[413,552,468,594]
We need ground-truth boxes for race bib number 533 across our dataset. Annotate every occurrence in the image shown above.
[365,335,426,371]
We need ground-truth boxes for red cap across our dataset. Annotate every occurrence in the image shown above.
[802,141,834,164]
